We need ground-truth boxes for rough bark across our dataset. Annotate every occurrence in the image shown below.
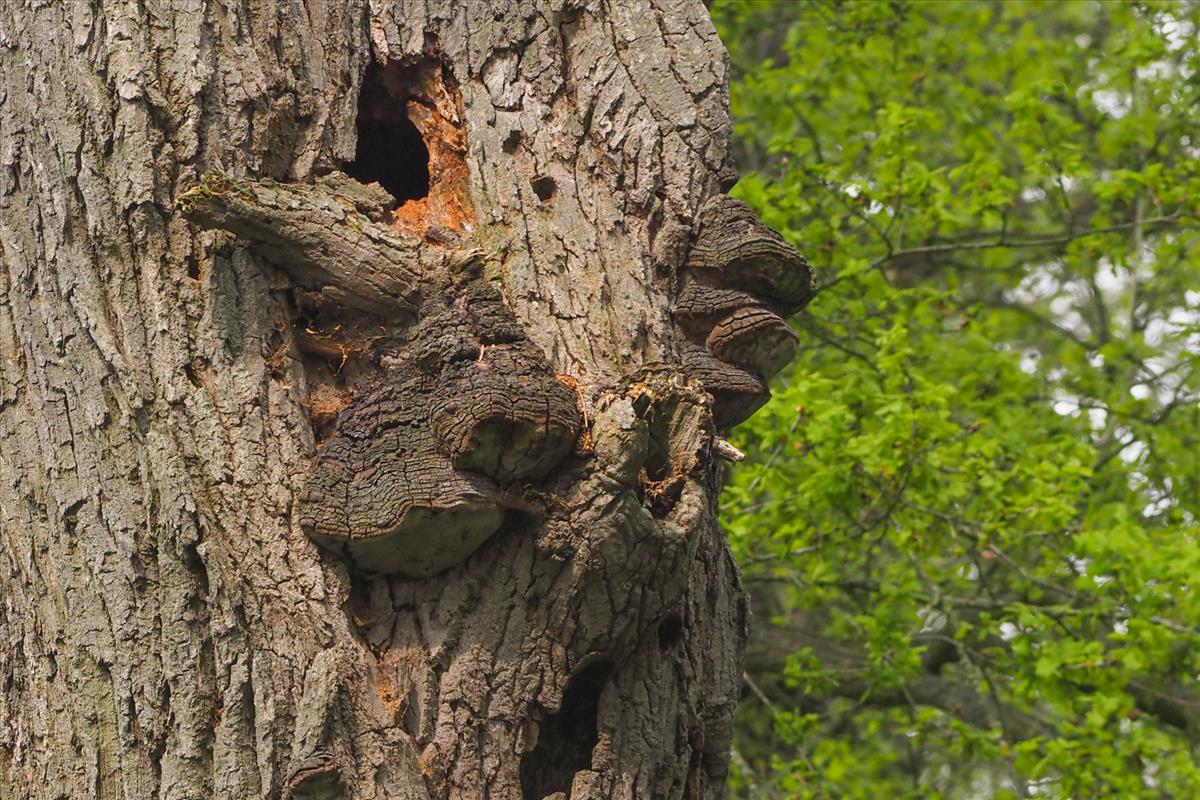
[0,2,811,799]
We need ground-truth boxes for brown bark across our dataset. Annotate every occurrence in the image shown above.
[0,2,810,799]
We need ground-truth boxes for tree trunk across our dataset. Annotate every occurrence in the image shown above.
[0,2,810,798]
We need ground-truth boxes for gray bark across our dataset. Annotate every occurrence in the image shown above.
[0,2,809,798]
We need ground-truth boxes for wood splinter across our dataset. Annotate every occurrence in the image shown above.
[712,438,745,463]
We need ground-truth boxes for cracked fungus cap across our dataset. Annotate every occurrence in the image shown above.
[313,498,505,578]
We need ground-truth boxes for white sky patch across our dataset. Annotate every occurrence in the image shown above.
[1167,305,1200,328]
[1092,88,1131,118]
[1020,349,1040,375]
[1145,492,1175,518]
[1159,16,1194,52]
[1118,435,1144,466]
[1137,316,1166,347]
[1137,61,1174,82]
[1095,258,1124,294]
[1016,269,1059,300]
[1020,186,1047,203]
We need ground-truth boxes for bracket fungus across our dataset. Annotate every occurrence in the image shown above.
[299,285,582,577]
[674,194,815,427]
[686,194,816,317]
[431,343,583,483]
[298,374,506,578]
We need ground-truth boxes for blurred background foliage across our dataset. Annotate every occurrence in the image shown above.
[711,1,1200,797]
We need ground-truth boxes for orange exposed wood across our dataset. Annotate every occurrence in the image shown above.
[377,59,474,241]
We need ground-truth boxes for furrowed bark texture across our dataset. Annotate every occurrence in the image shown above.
[0,2,812,799]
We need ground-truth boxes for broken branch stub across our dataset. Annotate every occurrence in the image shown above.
[177,172,436,316]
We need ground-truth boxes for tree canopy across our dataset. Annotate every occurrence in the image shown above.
[713,1,1200,797]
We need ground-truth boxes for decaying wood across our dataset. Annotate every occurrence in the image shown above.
[0,1,816,799]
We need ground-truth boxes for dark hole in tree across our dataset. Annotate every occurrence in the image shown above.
[182,362,202,389]
[520,660,612,799]
[530,176,556,202]
[343,63,430,205]
[289,770,345,800]
[658,614,684,649]
[644,433,671,482]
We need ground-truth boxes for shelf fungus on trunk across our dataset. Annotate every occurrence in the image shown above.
[420,282,584,484]
[679,341,770,430]
[301,286,582,576]
[674,194,816,428]
[298,372,505,578]
[686,194,816,317]
[431,343,583,483]
[178,171,582,578]
[706,305,799,378]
